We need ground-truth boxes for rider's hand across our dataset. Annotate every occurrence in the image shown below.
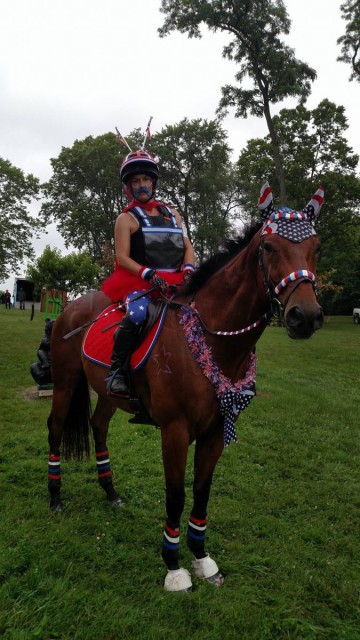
[182,264,195,285]
[139,267,170,295]
[149,272,171,295]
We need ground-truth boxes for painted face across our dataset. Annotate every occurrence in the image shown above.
[129,173,154,201]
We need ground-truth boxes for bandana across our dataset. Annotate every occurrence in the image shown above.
[123,199,167,213]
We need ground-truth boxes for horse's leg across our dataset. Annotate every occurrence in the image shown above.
[90,396,124,507]
[161,424,192,592]
[187,427,225,586]
[47,381,80,512]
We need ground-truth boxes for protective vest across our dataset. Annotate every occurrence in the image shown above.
[128,205,185,270]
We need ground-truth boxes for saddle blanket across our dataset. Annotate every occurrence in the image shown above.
[82,303,167,372]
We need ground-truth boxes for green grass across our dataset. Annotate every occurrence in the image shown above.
[0,306,359,640]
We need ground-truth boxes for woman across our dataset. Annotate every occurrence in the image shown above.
[102,150,196,397]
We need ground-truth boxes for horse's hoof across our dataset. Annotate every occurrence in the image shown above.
[50,501,63,513]
[164,568,192,592]
[206,571,224,587]
[110,496,125,507]
[191,554,224,586]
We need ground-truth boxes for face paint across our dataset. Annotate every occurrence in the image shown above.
[133,186,152,198]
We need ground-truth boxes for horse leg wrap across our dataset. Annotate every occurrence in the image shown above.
[96,449,112,486]
[48,453,61,488]
[162,520,181,570]
[187,514,207,559]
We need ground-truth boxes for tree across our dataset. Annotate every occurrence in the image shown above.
[235,99,360,313]
[150,118,242,260]
[0,157,41,281]
[42,121,242,265]
[337,0,360,81]
[41,133,124,261]
[27,246,101,300]
[159,0,316,204]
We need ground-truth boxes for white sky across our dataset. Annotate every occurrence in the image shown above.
[1,0,358,290]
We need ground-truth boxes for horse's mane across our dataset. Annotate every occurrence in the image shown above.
[181,220,262,296]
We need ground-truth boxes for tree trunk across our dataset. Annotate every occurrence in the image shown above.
[263,99,287,205]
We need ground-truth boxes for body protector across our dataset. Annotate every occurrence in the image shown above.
[128,205,185,270]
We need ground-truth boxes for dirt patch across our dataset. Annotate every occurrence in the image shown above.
[22,387,50,401]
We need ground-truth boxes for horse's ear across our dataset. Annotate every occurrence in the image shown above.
[302,186,324,221]
[258,181,275,220]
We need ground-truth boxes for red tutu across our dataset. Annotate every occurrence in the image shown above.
[101,265,183,302]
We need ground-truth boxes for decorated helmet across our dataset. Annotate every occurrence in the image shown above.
[120,150,159,185]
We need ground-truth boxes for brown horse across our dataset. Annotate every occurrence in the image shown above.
[47,183,324,591]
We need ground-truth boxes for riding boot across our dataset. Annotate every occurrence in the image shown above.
[106,314,140,397]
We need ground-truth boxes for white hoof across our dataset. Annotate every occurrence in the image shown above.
[191,554,220,579]
[164,568,192,592]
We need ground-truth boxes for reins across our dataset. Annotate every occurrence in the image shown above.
[169,238,317,337]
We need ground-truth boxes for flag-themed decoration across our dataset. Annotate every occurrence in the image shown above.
[180,307,256,447]
[259,182,324,243]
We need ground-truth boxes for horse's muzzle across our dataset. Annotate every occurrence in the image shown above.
[284,303,324,339]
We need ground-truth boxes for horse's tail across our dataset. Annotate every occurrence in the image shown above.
[49,372,92,461]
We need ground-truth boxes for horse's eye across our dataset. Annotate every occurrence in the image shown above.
[263,242,274,254]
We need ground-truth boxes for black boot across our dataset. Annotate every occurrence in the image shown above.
[106,315,140,398]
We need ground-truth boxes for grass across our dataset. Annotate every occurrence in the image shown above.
[0,305,359,639]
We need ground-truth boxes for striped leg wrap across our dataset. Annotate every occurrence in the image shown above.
[163,521,180,552]
[187,514,207,557]
[96,449,112,481]
[48,454,61,482]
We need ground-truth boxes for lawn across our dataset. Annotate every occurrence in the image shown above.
[0,305,359,640]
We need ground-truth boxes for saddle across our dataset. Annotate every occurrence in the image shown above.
[83,301,168,426]
[83,301,167,371]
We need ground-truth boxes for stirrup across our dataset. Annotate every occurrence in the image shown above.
[105,370,130,398]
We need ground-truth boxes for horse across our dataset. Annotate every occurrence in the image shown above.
[47,182,324,591]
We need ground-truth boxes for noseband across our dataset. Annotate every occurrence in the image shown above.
[258,240,316,320]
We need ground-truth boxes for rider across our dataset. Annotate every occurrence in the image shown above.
[101,150,196,397]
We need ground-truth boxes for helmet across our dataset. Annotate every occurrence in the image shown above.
[120,150,159,185]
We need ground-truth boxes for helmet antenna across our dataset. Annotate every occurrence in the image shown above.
[115,127,132,152]
[142,116,153,150]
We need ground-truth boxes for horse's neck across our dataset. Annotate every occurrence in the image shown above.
[194,232,268,380]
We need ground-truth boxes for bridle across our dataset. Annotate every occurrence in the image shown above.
[258,238,316,323]
[175,231,317,338]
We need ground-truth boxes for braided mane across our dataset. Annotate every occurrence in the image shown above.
[182,221,262,296]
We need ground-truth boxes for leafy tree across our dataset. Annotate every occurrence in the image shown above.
[27,246,101,300]
[151,118,241,260]
[159,0,316,204]
[41,133,124,261]
[235,99,360,313]
[0,158,41,281]
[41,121,242,265]
[337,0,360,81]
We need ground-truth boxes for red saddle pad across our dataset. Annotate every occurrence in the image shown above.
[82,304,167,372]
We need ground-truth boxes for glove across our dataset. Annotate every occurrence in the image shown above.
[149,272,171,295]
[182,264,195,285]
[139,267,170,295]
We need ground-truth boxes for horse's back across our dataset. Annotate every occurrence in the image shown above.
[51,291,111,386]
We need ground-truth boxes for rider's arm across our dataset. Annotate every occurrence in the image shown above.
[172,209,196,268]
[114,212,144,276]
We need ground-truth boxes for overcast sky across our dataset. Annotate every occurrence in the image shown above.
[1,0,358,291]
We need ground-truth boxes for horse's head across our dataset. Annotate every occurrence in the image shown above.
[258,182,324,339]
